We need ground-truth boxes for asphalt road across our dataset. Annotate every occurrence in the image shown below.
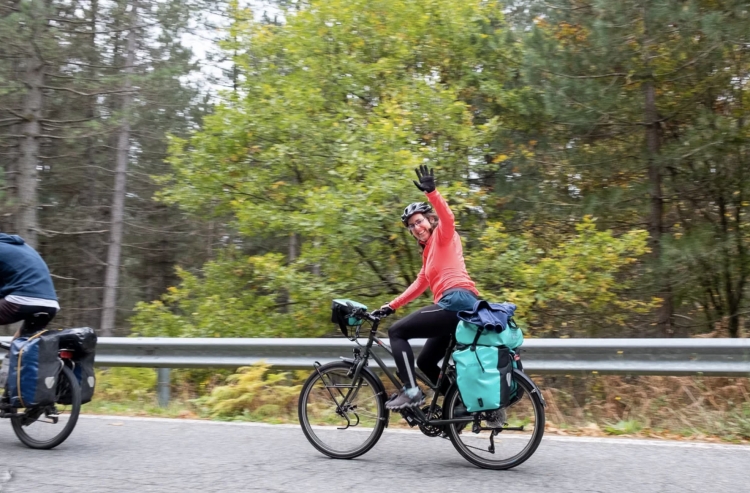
[0,415,747,493]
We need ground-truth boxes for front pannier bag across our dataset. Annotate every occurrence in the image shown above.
[7,331,62,408]
[331,299,368,338]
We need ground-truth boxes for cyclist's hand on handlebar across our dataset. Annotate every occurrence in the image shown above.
[413,165,436,193]
[372,304,395,318]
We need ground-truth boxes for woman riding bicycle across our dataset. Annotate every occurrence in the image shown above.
[377,166,480,410]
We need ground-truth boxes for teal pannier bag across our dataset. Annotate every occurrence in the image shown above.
[453,317,522,413]
[454,345,517,412]
[455,320,524,349]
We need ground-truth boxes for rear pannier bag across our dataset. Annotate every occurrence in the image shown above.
[455,320,524,349]
[55,327,97,405]
[454,345,517,412]
[453,317,522,413]
[7,331,62,409]
[57,327,97,357]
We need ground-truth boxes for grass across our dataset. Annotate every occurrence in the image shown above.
[537,374,750,443]
[603,420,643,435]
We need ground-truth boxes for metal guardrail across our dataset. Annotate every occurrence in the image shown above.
[3,336,748,406]
[3,336,748,376]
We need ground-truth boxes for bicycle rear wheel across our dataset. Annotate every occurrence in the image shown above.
[11,364,81,450]
[298,361,387,459]
[444,371,545,470]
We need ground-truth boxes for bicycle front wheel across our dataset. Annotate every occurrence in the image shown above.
[444,371,545,470]
[298,361,387,459]
[11,364,81,450]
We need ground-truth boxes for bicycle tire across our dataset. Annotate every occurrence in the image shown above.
[298,361,387,459]
[444,371,545,470]
[11,364,81,450]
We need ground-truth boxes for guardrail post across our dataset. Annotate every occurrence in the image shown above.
[157,368,170,407]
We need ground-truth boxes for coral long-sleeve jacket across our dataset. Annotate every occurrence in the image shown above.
[388,190,478,310]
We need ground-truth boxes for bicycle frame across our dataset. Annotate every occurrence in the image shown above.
[333,315,474,428]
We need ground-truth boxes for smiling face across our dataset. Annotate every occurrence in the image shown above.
[407,213,432,243]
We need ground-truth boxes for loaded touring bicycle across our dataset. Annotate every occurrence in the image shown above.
[1,324,96,450]
[297,300,546,470]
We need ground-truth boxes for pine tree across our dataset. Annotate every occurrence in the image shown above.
[517,0,750,336]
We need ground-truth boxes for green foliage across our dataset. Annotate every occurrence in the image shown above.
[514,0,750,335]
[131,253,331,337]
[467,217,656,333]
[95,368,157,401]
[136,0,653,337]
[195,364,302,419]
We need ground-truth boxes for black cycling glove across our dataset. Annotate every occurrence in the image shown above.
[413,165,436,193]
[373,304,395,317]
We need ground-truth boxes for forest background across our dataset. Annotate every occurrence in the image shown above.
[3,0,748,340]
[2,0,749,439]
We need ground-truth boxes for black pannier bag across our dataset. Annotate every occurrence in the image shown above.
[57,327,97,357]
[55,327,97,405]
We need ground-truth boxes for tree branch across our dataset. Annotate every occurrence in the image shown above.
[353,245,402,294]
[38,228,109,236]
[40,85,137,97]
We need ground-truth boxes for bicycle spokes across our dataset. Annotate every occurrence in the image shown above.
[299,362,387,459]
[444,374,545,469]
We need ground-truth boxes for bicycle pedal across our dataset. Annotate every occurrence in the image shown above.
[400,410,419,427]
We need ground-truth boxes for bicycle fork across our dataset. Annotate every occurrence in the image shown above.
[313,359,374,430]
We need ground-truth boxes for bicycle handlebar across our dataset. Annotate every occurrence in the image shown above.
[351,307,389,323]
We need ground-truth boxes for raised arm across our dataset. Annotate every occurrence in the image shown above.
[425,189,455,243]
[413,165,455,244]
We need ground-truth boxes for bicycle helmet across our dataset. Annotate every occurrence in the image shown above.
[401,202,433,226]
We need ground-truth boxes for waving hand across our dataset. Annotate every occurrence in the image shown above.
[412,165,436,193]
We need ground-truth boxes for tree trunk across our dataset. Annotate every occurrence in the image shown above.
[100,0,138,336]
[17,44,45,247]
[312,238,321,276]
[277,233,298,314]
[643,80,673,336]
[642,7,673,336]
[78,0,106,329]
[289,232,298,262]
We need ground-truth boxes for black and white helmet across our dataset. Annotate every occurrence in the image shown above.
[401,202,432,226]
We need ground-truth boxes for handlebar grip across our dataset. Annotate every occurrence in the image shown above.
[368,310,389,321]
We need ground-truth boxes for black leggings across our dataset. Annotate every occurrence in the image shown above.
[388,304,458,390]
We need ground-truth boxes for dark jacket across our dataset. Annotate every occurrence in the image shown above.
[0,234,58,300]
[457,300,516,332]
